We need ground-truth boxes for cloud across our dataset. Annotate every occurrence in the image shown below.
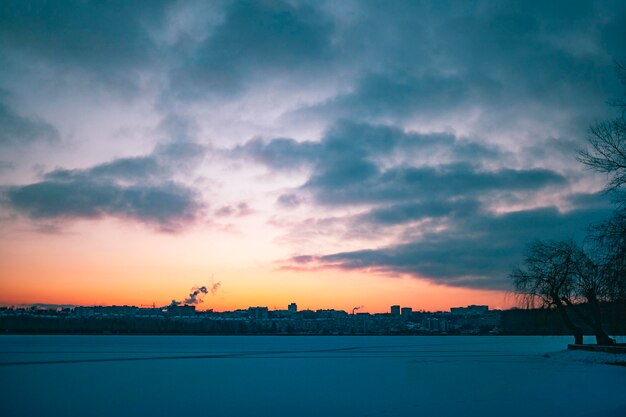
[235,120,498,170]
[284,1,626,140]
[276,193,305,208]
[237,120,563,207]
[0,161,14,173]
[242,120,605,291]
[2,1,623,116]
[0,0,170,81]
[287,203,613,290]
[6,179,201,232]
[0,93,59,146]
[44,156,160,182]
[305,163,566,206]
[233,136,320,170]
[152,141,209,173]
[44,142,208,182]
[565,191,614,210]
[296,71,479,123]
[215,202,253,217]
[168,0,335,98]
[355,199,481,227]
[1,0,624,293]
[3,143,208,232]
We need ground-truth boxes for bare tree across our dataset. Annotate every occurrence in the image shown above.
[578,63,626,194]
[565,246,615,345]
[569,62,626,345]
[589,210,626,302]
[511,239,618,345]
[510,240,583,344]
[511,64,625,345]
[577,119,626,192]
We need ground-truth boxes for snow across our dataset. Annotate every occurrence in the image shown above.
[544,349,626,366]
[0,336,624,417]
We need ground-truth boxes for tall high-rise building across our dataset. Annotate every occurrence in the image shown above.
[390,305,401,317]
[401,307,412,320]
[288,302,297,313]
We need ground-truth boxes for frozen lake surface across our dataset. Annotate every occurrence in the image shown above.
[1,335,624,417]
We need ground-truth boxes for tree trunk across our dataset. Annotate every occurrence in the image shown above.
[563,296,615,346]
[587,295,615,346]
[554,299,584,344]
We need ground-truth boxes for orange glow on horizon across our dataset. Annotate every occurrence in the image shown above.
[0,218,517,314]
[0,260,515,313]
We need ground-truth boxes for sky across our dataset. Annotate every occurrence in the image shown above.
[0,0,625,312]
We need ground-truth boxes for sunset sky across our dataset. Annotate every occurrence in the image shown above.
[1,1,625,312]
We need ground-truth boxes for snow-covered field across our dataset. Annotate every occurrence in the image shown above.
[1,335,624,417]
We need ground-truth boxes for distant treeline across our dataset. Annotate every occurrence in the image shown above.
[0,316,412,336]
[1,316,262,335]
[1,301,624,336]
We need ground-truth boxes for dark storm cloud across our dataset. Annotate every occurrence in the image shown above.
[0,0,170,78]
[601,8,626,57]
[298,72,481,122]
[0,94,58,146]
[238,121,562,206]
[3,143,208,232]
[356,199,481,226]
[1,1,337,97]
[1,0,624,290]
[233,137,320,170]
[43,142,207,183]
[6,179,200,232]
[245,119,597,291]
[565,191,615,210]
[235,120,496,171]
[305,163,566,206]
[44,157,160,182]
[169,0,335,97]
[290,1,626,133]
[2,1,623,112]
[292,205,613,290]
